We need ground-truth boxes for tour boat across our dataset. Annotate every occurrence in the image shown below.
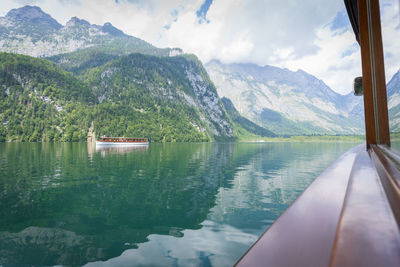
[96,137,149,146]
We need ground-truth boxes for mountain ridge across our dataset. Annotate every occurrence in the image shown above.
[205,60,365,135]
[0,5,172,57]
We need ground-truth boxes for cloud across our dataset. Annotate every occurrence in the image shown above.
[0,0,399,94]
[84,220,258,267]
[274,19,362,95]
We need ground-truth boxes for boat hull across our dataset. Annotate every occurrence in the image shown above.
[95,141,149,146]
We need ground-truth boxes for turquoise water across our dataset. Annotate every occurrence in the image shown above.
[0,142,359,267]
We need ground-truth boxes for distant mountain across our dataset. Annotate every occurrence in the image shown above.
[205,60,365,136]
[0,5,180,57]
[221,97,276,137]
[0,52,234,142]
[387,70,400,132]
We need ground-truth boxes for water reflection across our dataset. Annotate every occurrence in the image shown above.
[0,142,359,266]
[95,144,148,156]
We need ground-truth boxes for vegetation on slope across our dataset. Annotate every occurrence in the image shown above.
[0,52,233,142]
[221,97,276,137]
[81,53,233,141]
[0,53,94,142]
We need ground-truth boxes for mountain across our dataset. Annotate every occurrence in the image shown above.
[0,52,234,142]
[0,6,180,57]
[387,70,400,132]
[205,60,365,136]
[221,97,275,137]
[50,49,234,140]
[0,6,234,142]
[0,6,62,39]
[80,53,234,141]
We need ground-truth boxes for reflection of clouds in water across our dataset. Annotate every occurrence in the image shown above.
[83,143,358,267]
[209,143,349,230]
[0,142,359,266]
[84,220,257,267]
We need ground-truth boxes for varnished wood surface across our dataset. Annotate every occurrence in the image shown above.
[358,0,390,146]
[236,145,400,267]
[358,0,377,146]
[370,0,390,145]
[370,145,400,226]
[329,149,400,267]
[235,146,361,267]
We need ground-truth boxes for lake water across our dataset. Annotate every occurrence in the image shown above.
[0,142,361,267]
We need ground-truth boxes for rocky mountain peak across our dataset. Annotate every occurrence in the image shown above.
[65,17,91,27]
[5,5,62,29]
[0,5,175,61]
[101,22,126,36]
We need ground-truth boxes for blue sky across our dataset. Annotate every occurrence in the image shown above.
[0,0,399,94]
[196,0,212,23]
[330,9,350,31]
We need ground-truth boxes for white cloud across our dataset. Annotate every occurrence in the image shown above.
[84,220,257,267]
[0,0,399,94]
[277,26,362,95]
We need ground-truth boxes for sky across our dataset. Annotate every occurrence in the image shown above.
[0,0,399,95]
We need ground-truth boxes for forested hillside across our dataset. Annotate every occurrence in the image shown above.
[80,53,234,141]
[0,53,94,142]
[0,52,234,142]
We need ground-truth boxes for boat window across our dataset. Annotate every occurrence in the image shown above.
[381,1,400,150]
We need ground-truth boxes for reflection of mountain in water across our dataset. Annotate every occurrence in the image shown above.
[0,142,357,266]
[209,143,356,233]
[0,143,253,266]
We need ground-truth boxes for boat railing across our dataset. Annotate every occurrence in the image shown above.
[98,137,148,142]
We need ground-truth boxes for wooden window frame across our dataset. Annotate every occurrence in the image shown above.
[358,0,390,147]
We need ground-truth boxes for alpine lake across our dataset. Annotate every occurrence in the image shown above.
[0,141,377,267]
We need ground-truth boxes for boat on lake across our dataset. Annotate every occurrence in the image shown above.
[96,136,149,146]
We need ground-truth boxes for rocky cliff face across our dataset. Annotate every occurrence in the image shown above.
[80,53,234,140]
[0,6,169,57]
[206,60,365,136]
